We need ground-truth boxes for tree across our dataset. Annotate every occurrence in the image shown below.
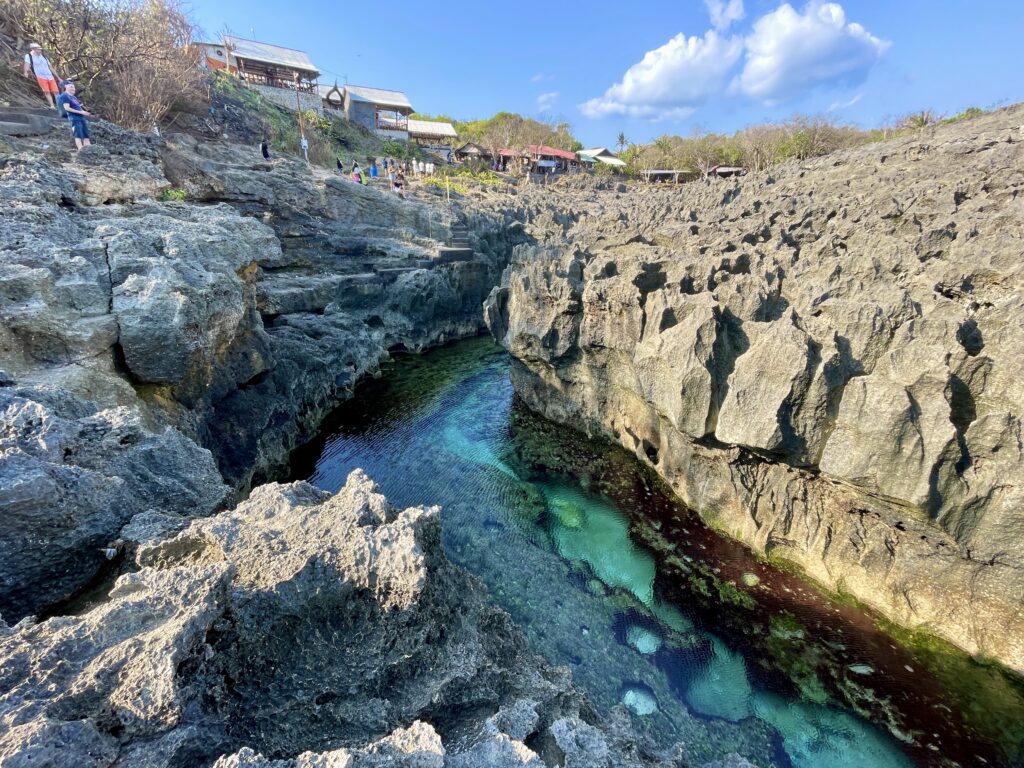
[5,0,202,130]
[685,130,724,179]
[616,131,627,154]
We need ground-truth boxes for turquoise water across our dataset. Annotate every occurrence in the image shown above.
[291,337,1019,768]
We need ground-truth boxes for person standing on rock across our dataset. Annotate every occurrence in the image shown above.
[23,43,61,110]
[55,81,93,150]
[261,139,271,161]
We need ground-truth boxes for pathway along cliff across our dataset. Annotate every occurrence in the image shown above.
[0,103,1021,767]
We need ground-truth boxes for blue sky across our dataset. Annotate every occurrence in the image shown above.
[193,1,1023,147]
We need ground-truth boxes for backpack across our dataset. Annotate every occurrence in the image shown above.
[55,92,71,120]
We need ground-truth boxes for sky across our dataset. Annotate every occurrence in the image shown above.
[192,0,1024,147]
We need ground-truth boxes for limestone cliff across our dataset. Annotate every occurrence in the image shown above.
[0,121,520,620]
[486,106,1024,672]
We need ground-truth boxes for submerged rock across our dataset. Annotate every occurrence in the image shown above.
[626,624,664,655]
[622,685,659,716]
[685,638,754,723]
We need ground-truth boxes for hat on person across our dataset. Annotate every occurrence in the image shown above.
[29,42,43,50]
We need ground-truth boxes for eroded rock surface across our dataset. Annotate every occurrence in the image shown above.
[0,471,693,768]
[486,106,1024,671]
[0,123,517,620]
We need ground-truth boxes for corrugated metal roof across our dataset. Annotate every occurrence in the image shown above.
[344,85,413,112]
[526,145,576,161]
[579,147,612,157]
[595,156,626,167]
[408,119,457,139]
[224,36,319,74]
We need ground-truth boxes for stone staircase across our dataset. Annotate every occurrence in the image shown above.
[417,221,475,268]
[0,106,61,137]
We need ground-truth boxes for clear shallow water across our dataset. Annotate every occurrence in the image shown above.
[291,337,1024,768]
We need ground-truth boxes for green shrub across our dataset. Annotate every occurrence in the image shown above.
[159,187,187,202]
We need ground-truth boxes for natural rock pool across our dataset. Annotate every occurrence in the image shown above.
[290,337,1024,768]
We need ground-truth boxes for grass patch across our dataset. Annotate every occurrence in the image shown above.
[158,187,187,202]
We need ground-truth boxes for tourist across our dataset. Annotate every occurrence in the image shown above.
[23,43,60,110]
[261,139,271,161]
[369,160,378,178]
[394,170,405,198]
[336,156,345,174]
[352,160,362,183]
[55,81,92,150]
[387,164,396,191]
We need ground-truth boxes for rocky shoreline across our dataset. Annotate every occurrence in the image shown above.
[485,105,1024,673]
[0,122,519,621]
[0,121,750,766]
[2,103,1022,766]
[2,470,710,767]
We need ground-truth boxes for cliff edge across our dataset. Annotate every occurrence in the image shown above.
[486,105,1024,672]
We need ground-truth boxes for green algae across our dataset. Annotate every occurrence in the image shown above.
[876,620,1024,764]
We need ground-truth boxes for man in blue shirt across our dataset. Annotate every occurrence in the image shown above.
[56,80,93,150]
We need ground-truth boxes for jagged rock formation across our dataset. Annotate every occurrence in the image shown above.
[486,106,1024,672]
[0,121,519,620]
[0,470,689,768]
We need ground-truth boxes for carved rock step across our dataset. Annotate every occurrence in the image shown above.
[0,107,61,136]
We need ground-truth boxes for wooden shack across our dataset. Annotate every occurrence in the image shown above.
[455,143,493,162]
[408,119,458,149]
[343,85,414,138]
[223,35,319,92]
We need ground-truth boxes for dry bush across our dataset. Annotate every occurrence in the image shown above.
[5,0,201,130]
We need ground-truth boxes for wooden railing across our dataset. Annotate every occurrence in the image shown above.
[375,112,408,131]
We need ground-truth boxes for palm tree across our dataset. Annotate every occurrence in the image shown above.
[616,131,628,154]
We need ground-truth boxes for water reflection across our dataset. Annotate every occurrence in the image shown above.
[291,337,1017,768]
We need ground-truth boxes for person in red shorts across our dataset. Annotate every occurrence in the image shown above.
[22,43,61,109]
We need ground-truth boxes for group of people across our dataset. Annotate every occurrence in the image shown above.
[23,42,94,150]
[329,157,412,197]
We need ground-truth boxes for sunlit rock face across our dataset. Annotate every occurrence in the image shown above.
[485,105,1024,672]
[0,471,680,768]
[0,123,520,621]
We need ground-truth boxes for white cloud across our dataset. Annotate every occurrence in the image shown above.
[579,30,742,119]
[827,92,863,111]
[737,2,889,103]
[705,0,745,30]
[537,91,559,112]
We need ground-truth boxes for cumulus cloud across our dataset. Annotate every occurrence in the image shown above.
[736,2,889,103]
[537,91,559,112]
[579,30,743,119]
[705,0,745,30]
